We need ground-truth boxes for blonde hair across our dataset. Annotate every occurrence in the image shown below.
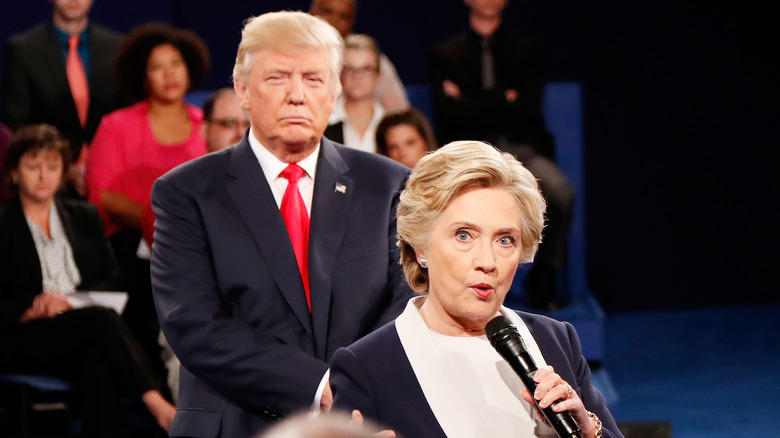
[344,33,380,63]
[232,11,344,96]
[396,141,547,293]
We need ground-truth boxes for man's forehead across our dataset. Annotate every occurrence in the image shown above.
[253,47,331,70]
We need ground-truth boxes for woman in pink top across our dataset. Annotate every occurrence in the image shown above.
[87,22,210,237]
[85,22,209,398]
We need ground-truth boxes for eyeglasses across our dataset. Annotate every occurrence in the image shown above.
[342,65,379,78]
[209,118,250,130]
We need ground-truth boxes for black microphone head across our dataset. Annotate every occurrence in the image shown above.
[484,315,513,340]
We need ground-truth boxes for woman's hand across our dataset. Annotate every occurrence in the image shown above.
[520,365,598,438]
[19,292,73,322]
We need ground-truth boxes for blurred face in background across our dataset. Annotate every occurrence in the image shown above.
[146,44,190,104]
[203,93,250,152]
[465,0,507,18]
[51,0,93,23]
[309,0,355,37]
[341,48,380,102]
[13,150,64,206]
[383,123,429,169]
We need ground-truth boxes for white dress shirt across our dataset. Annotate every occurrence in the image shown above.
[328,97,385,154]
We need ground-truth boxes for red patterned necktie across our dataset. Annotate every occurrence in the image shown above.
[280,163,311,312]
[66,34,89,128]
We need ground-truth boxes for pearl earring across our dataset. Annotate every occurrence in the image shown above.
[419,258,428,268]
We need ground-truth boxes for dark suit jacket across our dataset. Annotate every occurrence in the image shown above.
[2,21,125,158]
[331,310,624,438]
[150,136,416,437]
[429,25,555,160]
[323,122,345,145]
[0,197,124,328]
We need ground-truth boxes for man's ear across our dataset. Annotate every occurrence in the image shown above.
[234,79,250,111]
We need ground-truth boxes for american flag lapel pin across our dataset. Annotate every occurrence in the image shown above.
[335,183,347,194]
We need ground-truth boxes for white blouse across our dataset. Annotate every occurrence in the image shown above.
[26,203,81,293]
[395,297,557,437]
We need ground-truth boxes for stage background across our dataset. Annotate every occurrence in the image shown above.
[2,1,777,311]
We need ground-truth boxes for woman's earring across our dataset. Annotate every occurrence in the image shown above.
[419,258,428,269]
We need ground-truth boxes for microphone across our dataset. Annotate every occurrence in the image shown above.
[485,315,582,438]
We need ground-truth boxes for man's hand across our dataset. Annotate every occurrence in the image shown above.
[320,381,333,412]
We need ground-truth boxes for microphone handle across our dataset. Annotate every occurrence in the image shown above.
[503,349,582,438]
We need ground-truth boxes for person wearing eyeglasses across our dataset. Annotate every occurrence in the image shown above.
[201,88,251,153]
[324,34,385,154]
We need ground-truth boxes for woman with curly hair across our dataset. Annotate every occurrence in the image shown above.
[84,22,210,392]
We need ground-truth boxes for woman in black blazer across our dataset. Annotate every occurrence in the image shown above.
[0,124,175,437]
[330,141,622,438]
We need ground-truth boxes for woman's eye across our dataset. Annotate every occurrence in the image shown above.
[456,230,470,241]
[498,236,516,246]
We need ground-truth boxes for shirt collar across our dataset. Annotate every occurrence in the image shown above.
[53,23,89,49]
[247,127,320,183]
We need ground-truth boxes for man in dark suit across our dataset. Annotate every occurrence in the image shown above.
[430,0,574,309]
[2,0,125,196]
[150,11,415,438]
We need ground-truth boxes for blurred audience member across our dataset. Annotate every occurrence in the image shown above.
[202,87,250,152]
[0,122,13,205]
[0,124,175,437]
[375,108,437,169]
[325,34,384,153]
[309,0,409,111]
[85,22,209,391]
[429,0,573,309]
[2,0,126,198]
[259,412,394,438]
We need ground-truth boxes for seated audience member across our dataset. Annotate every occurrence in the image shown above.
[0,124,175,437]
[309,0,409,111]
[84,22,209,390]
[2,0,126,198]
[330,141,622,438]
[0,122,13,204]
[202,87,250,153]
[325,34,385,153]
[375,108,437,169]
[429,0,573,309]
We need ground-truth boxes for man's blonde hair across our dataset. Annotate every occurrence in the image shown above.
[233,11,344,97]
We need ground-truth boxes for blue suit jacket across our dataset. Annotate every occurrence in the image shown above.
[150,137,416,437]
[331,310,624,438]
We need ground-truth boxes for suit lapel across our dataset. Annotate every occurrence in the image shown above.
[309,139,353,359]
[5,198,44,291]
[225,140,313,338]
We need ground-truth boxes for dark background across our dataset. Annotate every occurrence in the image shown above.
[2,1,778,311]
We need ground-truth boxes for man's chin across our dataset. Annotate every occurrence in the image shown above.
[277,128,320,146]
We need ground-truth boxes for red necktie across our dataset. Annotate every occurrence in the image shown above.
[280,163,311,312]
[66,34,89,128]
